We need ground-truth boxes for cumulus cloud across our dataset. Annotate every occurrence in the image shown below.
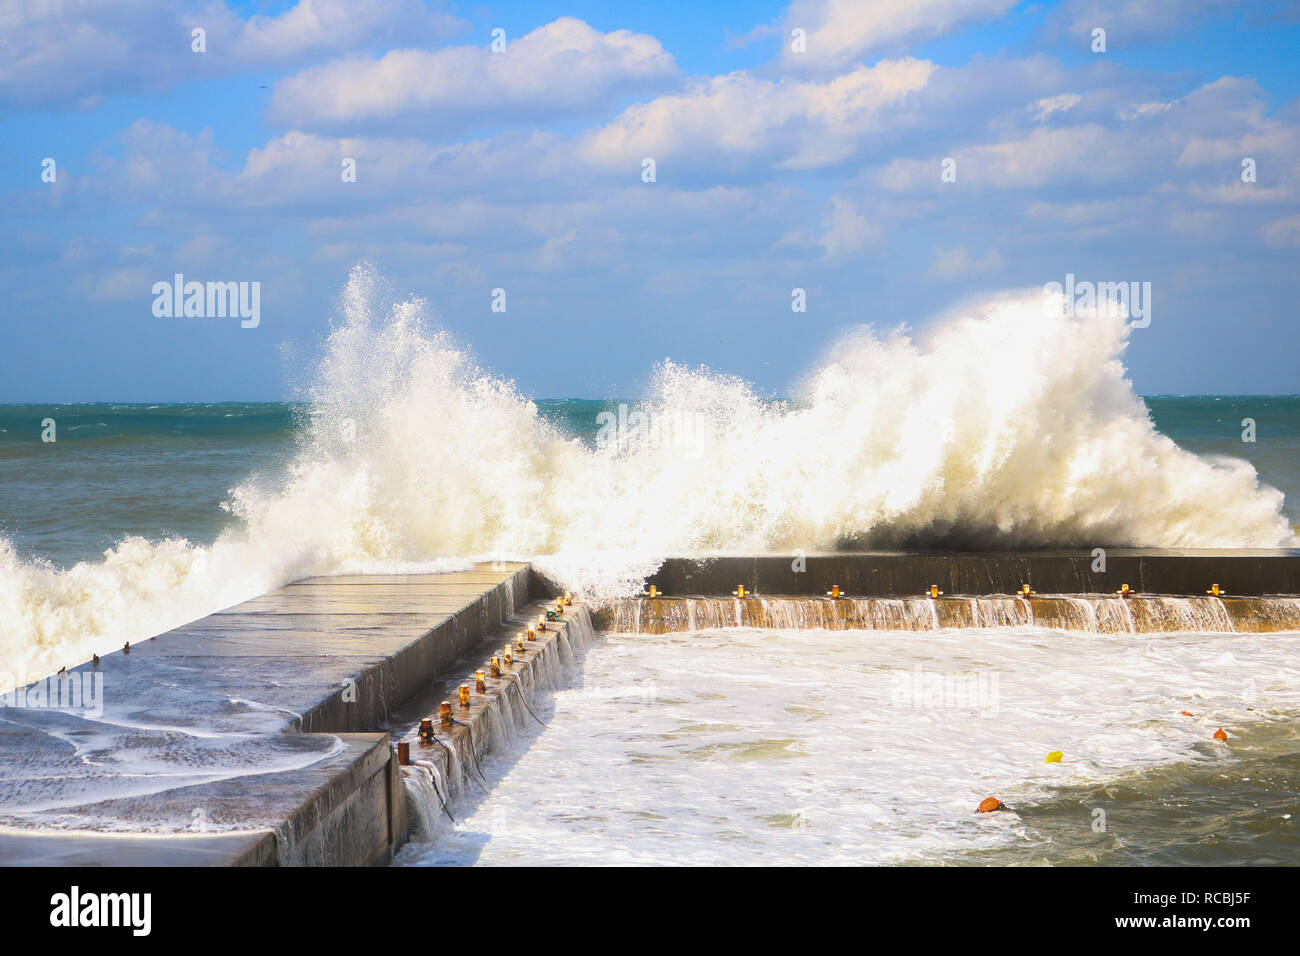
[1029,92,1082,122]
[267,18,678,134]
[875,74,1300,201]
[819,195,882,257]
[579,57,935,175]
[0,0,464,109]
[781,0,1017,70]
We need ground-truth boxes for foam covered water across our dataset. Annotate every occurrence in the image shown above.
[401,626,1300,866]
[2,265,1294,686]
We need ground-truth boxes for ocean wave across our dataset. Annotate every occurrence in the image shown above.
[1,264,1292,686]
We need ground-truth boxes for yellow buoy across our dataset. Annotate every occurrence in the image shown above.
[1044,750,1063,763]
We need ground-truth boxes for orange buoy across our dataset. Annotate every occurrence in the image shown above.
[976,797,1004,813]
[1213,728,1228,742]
[1181,710,1194,717]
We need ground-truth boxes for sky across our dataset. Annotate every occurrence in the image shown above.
[1,0,1298,402]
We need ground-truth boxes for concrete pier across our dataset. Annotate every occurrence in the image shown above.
[0,563,537,866]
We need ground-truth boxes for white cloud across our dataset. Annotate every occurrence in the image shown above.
[1029,92,1082,122]
[781,0,1017,70]
[819,195,881,258]
[0,0,465,108]
[268,18,677,133]
[579,57,935,174]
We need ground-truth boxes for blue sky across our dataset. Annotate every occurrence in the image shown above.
[2,0,1298,401]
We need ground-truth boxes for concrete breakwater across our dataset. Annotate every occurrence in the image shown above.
[645,550,1300,598]
[611,551,1300,634]
[0,563,543,867]
[595,594,1300,634]
[391,600,596,847]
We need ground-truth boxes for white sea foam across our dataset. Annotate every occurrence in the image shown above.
[0,265,1293,687]
[402,626,1300,866]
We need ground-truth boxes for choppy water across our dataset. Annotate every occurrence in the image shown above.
[399,626,1300,866]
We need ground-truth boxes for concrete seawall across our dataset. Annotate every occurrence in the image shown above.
[645,550,1300,597]
[0,563,543,867]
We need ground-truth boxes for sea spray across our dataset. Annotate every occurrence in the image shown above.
[0,266,1293,686]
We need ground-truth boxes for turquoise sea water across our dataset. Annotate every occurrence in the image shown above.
[1,396,1297,568]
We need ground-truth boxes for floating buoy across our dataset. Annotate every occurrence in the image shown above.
[459,684,470,709]
[734,585,746,599]
[1181,710,1194,717]
[1206,584,1224,597]
[977,797,1004,813]
[418,717,435,745]
[397,742,411,765]
[1213,728,1228,742]
[439,701,452,726]
[647,585,658,599]
[827,585,841,600]
[928,585,943,598]
[1044,750,1063,763]
[1019,584,1036,598]
[475,670,486,693]
[1117,584,1133,599]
